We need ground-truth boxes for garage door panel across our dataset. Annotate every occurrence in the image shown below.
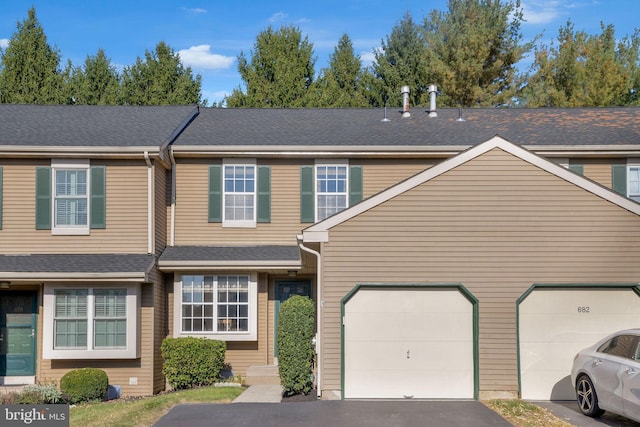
[520,288,640,400]
[344,287,475,399]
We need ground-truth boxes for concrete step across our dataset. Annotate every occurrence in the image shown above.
[244,365,281,386]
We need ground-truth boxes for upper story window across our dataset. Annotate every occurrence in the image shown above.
[208,161,271,227]
[316,164,348,221]
[174,273,257,341]
[36,160,106,234]
[43,284,140,359]
[224,162,256,226]
[628,166,640,202]
[300,162,362,223]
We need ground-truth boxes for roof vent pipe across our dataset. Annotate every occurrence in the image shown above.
[428,84,438,118]
[401,85,411,118]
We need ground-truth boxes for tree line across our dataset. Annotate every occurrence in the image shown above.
[1,2,639,108]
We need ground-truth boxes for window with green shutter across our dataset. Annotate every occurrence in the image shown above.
[90,166,106,229]
[257,166,271,223]
[568,163,584,175]
[0,166,3,230]
[349,165,363,206]
[208,165,222,223]
[35,166,52,230]
[612,164,627,196]
[300,166,315,223]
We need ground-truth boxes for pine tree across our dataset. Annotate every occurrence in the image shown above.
[69,49,121,105]
[121,41,203,105]
[225,26,315,108]
[0,7,66,104]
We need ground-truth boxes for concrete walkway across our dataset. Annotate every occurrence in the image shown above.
[232,384,283,403]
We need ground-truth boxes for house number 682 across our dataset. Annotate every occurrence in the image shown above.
[577,306,590,313]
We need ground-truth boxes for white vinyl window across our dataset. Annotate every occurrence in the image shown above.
[43,285,140,359]
[628,166,640,202]
[52,159,89,234]
[316,164,348,221]
[174,274,257,341]
[223,161,256,227]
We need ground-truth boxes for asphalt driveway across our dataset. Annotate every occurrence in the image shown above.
[153,400,512,427]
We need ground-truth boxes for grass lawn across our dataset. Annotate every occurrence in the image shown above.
[69,386,245,427]
[484,400,574,427]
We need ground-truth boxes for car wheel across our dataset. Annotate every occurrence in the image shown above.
[576,374,605,417]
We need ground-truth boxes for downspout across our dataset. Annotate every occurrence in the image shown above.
[144,152,153,254]
[297,235,322,398]
[169,147,176,247]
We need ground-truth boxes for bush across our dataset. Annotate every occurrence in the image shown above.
[17,384,63,404]
[277,295,315,397]
[60,368,108,404]
[161,337,226,390]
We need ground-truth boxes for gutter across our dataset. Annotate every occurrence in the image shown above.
[297,235,323,398]
[144,152,154,254]
[169,147,176,247]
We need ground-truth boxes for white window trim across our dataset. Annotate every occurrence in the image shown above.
[222,159,257,228]
[51,159,90,236]
[627,159,640,201]
[173,273,258,341]
[43,284,140,359]
[314,159,349,222]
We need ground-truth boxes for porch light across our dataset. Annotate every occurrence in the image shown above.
[287,270,298,277]
[0,281,10,289]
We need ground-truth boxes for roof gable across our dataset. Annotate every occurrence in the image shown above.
[302,136,640,242]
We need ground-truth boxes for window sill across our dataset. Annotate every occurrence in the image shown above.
[51,227,90,236]
[43,348,138,359]
[176,331,257,342]
[222,221,257,228]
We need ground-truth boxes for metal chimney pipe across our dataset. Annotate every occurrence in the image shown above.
[401,85,411,117]
[428,84,438,118]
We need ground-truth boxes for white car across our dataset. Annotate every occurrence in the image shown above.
[571,329,640,422]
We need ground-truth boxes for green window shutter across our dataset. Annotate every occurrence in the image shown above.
[90,166,106,229]
[208,165,222,223]
[568,164,584,175]
[35,167,52,230]
[257,165,271,223]
[349,165,363,206]
[612,164,627,196]
[0,166,3,230]
[300,166,314,223]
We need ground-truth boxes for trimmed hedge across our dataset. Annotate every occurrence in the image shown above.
[60,368,108,404]
[277,294,315,396]
[161,337,226,390]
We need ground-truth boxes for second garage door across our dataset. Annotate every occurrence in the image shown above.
[343,285,476,399]
[519,286,640,400]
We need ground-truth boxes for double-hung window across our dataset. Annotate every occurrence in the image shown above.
[628,166,640,202]
[52,160,89,234]
[43,285,139,359]
[224,161,256,226]
[175,274,257,341]
[316,164,348,221]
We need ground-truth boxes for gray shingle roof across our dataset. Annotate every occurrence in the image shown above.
[172,107,640,148]
[0,253,155,274]
[0,104,197,147]
[159,245,300,262]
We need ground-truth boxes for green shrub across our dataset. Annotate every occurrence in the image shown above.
[161,337,226,390]
[60,368,108,404]
[18,384,63,404]
[277,295,315,397]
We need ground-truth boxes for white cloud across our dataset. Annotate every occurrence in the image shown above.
[0,38,9,49]
[178,45,235,70]
[182,7,207,14]
[520,1,581,25]
[359,51,376,67]
[269,12,288,23]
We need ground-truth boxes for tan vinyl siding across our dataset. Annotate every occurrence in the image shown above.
[318,148,640,397]
[2,159,148,254]
[582,158,614,189]
[173,158,435,245]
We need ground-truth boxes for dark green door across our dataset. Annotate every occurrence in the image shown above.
[274,280,312,356]
[0,292,37,376]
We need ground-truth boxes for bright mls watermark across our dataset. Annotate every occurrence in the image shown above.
[2,405,69,426]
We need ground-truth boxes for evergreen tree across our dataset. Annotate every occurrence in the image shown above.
[121,41,203,105]
[372,12,429,107]
[0,7,66,104]
[309,34,370,107]
[422,0,533,107]
[70,49,121,105]
[225,26,315,108]
[523,21,640,107]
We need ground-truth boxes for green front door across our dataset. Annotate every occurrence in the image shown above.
[274,280,312,356]
[0,292,37,376]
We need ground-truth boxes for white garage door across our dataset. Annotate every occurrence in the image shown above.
[519,287,640,400]
[343,287,475,399]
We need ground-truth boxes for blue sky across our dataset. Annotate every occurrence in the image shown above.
[1,1,638,105]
